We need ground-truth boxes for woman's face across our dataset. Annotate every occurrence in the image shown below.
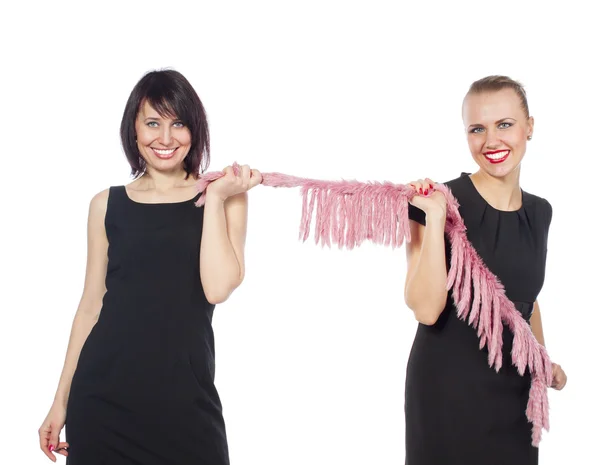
[462,88,533,179]
[134,100,192,173]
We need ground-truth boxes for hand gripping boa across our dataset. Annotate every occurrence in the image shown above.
[196,166,553,446]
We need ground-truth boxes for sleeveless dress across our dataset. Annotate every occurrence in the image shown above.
[405,173,552,465]
[65,186,229,465]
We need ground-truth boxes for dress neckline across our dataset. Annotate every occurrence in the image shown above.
[461,173,527,214]
[121,185,201,206]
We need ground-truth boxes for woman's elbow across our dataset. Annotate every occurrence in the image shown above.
[413,309,441,326]
[205,286,232,304]
[405,294,445,326]
[205,293,228,305]
[203,276,244,305]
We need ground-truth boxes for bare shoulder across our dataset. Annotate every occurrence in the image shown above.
[86,188,111,227]
[90,188,110,214]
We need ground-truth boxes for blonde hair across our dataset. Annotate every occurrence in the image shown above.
[466,75,529,117]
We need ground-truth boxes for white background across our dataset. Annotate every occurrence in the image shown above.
[1,1,598,464]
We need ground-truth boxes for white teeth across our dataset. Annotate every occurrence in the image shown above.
[485,150,509,160]
[154,148,176,155]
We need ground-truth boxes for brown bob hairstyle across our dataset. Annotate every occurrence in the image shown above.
[120,69,210,178]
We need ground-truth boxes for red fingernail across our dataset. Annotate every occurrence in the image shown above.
[419,188,423,194]
[424,189,429,195]
[430,183,433,189]
[49,445,54,452]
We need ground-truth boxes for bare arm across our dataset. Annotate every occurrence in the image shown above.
[404,207,449,325]
[200,191,248,304]
[53,190,109,407]
[533,202,566,389]
[532,299,567,389]
[530,300,545,347]
[39,190,109,459]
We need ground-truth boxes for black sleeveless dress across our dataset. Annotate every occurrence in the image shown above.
[405,173,552,465]
[65,186,229,465]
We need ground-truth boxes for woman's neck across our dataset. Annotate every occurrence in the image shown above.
[137,167,195,192]
[471,168,523,211]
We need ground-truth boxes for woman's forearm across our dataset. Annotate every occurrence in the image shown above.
[53,301,101,407]
[530,301,546,347]
[405,212,449,325]
[199,194,244,303]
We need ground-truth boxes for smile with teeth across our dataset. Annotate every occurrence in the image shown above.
[484,150,510,163]
[152,147,178,159]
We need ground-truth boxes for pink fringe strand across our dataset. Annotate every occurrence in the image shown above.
[196,166,553,446]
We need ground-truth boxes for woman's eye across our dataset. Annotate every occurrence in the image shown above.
[173,122,185,128]
[499,122,512,129]
[470,127,484,134]
[147,121,159,128]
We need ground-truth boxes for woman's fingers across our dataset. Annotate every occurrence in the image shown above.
[552,363,567,390]
[55,442,70,457]
[249,169,263,189]
[407,179,436,196]
[38,423,56,461]
[240,164,251,189]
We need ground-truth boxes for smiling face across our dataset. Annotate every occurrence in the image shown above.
[462,88,533,179]
[134,100,192,174]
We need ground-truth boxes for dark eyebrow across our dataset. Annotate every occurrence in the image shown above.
[145,116,182,123]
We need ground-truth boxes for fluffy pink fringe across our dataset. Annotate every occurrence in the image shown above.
[196,167,553,446]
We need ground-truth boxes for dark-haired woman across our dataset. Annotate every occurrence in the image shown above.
[38,69,261,465]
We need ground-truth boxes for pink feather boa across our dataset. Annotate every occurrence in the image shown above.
[196,167,553,446]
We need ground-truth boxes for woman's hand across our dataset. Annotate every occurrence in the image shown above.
[406,178,447,219]
[206,164,262,201]
[551,363,567,390]
[39,403,69,461]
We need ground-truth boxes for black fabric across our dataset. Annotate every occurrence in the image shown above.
[405,173,552,465]
[66,186,229,465]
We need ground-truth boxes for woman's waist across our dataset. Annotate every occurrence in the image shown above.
[92,310,215,347]
[100,288,213,315]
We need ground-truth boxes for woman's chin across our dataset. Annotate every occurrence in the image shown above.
[476,158,522,179]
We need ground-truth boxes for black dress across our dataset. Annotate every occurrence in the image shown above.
[405,173,552,465]
[66,186,229,465]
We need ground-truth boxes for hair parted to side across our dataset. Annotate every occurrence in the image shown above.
[120,69,210,178]
[466,75,530,117]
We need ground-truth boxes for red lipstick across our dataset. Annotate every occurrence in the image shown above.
[483,150,510,164]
